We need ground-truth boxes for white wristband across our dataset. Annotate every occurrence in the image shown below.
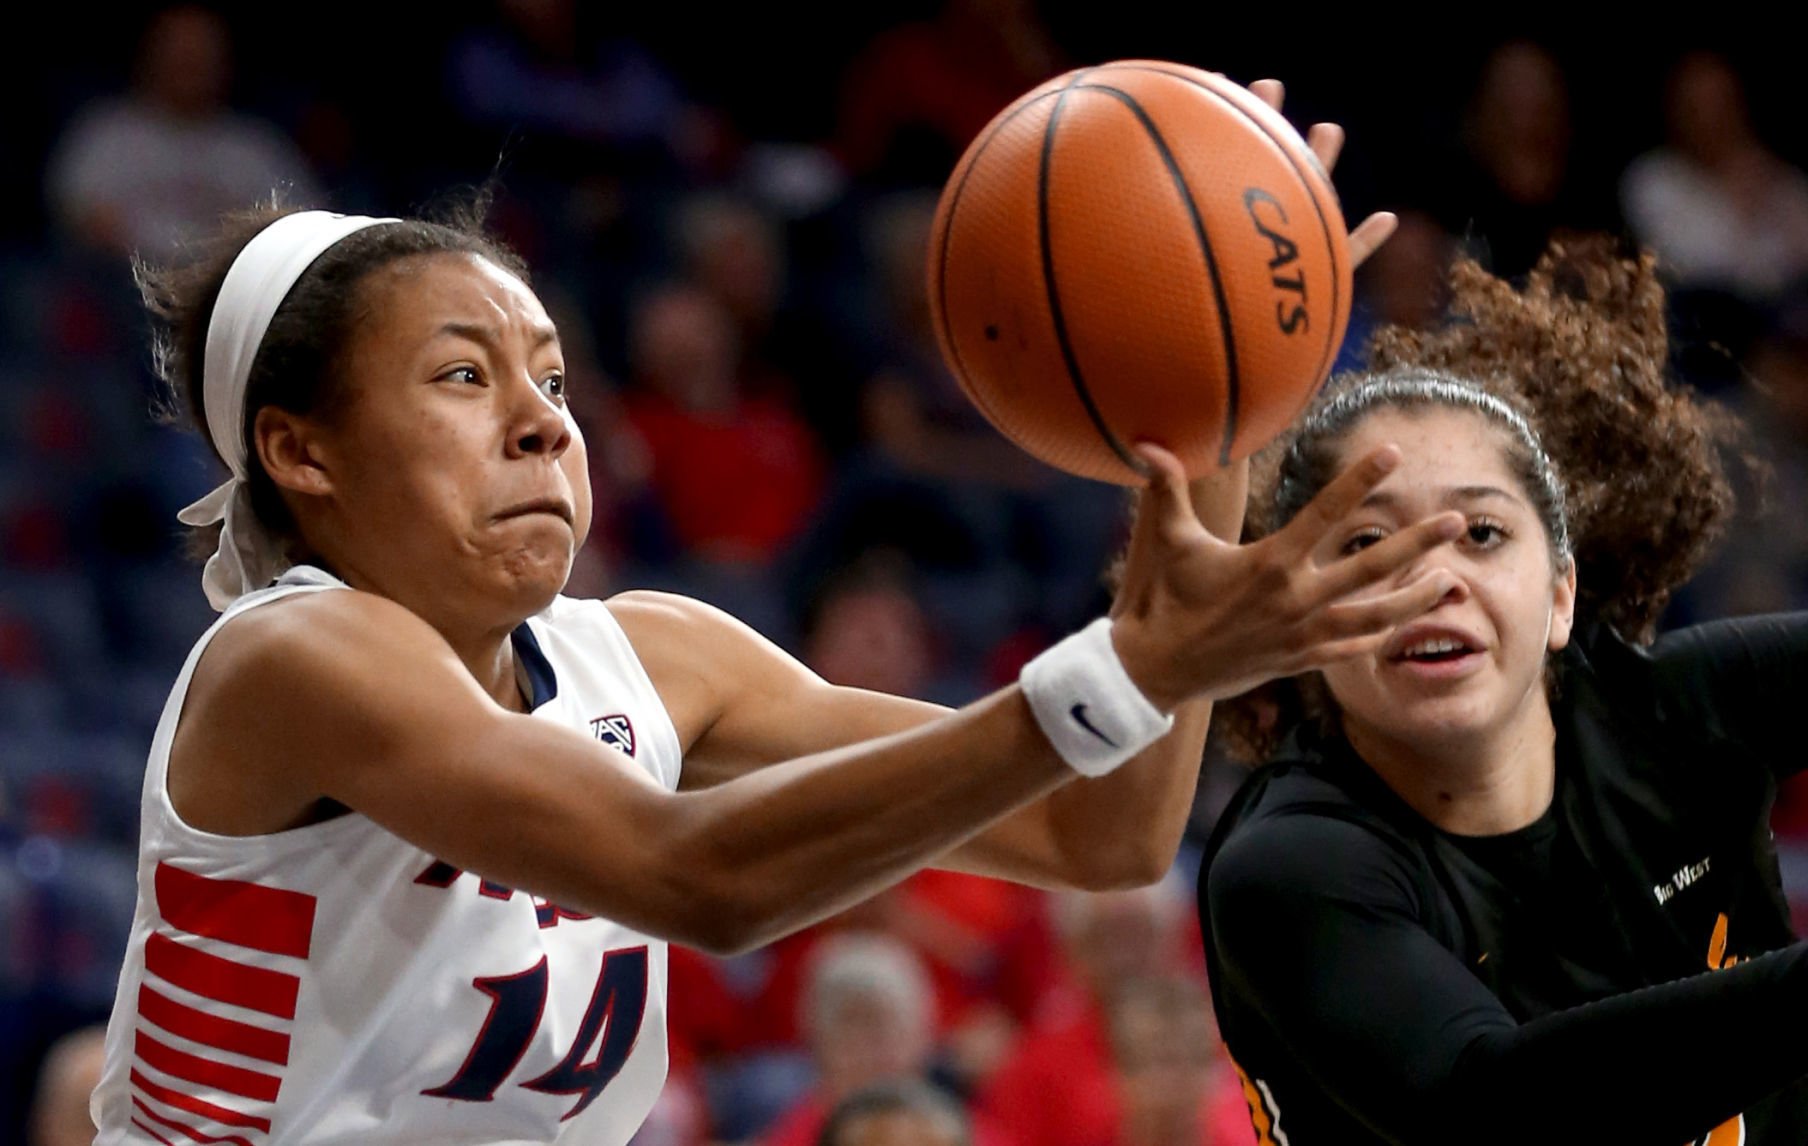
[1019,618,1175,778]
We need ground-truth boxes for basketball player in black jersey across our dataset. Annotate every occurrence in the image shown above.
[1201,242,1808,1146]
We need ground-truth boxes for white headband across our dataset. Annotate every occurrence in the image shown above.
[178,210,399,610]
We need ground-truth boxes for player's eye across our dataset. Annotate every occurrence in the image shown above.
[1463,517,1509,550]
[1341,527,1386,556]
[539,372,566,401]
[438,365,482,386]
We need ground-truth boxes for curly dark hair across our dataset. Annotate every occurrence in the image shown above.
[1218,238,1758,762]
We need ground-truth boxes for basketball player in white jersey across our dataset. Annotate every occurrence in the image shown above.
[89,87,1448,1144]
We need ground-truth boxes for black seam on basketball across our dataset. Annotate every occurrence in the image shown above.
[934,87,1069,432]
[1074,82,1242,467]
[1110,65,1346,405]
[1038,79,1149,479]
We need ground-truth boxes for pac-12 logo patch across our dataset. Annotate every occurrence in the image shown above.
[590,713,636,757]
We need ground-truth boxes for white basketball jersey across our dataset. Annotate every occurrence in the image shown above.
[92,566,684,1145]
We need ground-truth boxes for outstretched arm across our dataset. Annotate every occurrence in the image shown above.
[181,588,1076,955]
[644,461,1247,891]
[174,441,1457,957]
[632,444,1463,894]
[1210,813,1808,1143]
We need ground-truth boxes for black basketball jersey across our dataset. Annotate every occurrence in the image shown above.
[1200,613,1808,1145]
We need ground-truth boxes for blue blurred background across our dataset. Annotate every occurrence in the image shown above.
[6,4,1808,1144]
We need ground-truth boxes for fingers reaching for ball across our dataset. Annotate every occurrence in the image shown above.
[1109,442,1465,709]
[1250,79,1340,171]
[1305,122,1345,173]
[1246,77,1396,268]
[1349,212,1400,268]
[1132,443,1209,549]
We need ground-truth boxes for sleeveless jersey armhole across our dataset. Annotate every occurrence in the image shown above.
[144,573,366,855]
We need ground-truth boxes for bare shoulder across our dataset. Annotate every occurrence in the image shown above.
[603,589,799,677]
[602,589,819,749]
[174,589,484,834]
[603,589,745,642]
[183,588,486,770]
[194,588,455,706]
[209,586,428,652]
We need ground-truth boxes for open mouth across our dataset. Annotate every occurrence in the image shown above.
[1393,636,1476,664]
[1382,622,1487,679]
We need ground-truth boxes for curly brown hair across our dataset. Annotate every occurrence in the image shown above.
[1218,238,1757,762]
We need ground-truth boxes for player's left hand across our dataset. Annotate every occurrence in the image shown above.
[1248,78,1396,267]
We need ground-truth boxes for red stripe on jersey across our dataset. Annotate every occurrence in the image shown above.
[135,1030,281,1103]
[131,1096,257,1146]
[146,933,299,1020]
[131,1117,180,1146]
[155,863,317,959]
[131,1068,273,1133]
[139,985,291,1065]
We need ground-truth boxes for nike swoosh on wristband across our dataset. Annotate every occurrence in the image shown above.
[1070,703,1118,747]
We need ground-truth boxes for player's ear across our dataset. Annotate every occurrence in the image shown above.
[1547,558,1577,652]
[255,406,336,498]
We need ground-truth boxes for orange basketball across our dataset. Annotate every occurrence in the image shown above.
[928,61,1353,483]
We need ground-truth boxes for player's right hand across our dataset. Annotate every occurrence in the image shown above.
[1109,442,1464,709]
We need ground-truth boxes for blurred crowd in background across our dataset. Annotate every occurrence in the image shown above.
[5,3,1808,1143]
